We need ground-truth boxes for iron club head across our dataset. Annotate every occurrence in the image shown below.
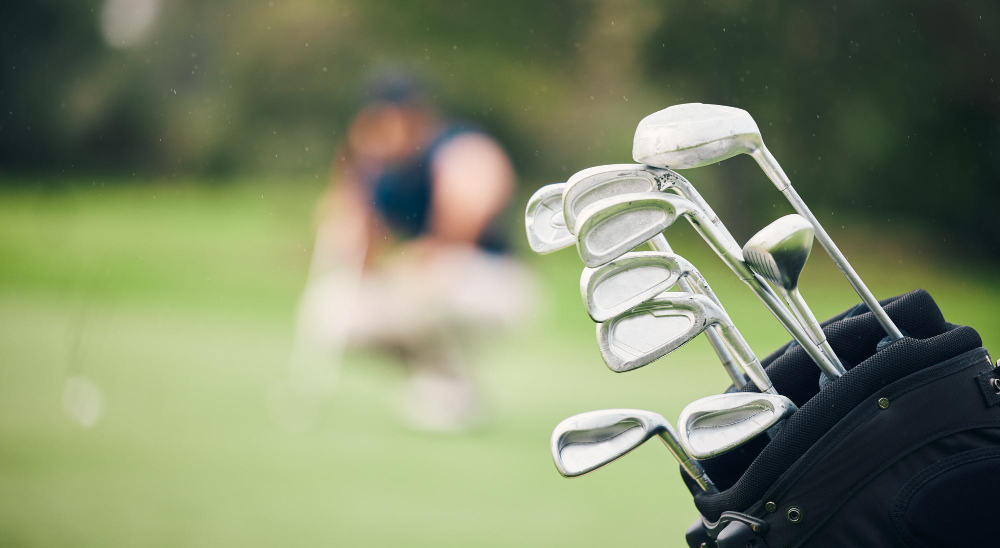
[573,192,696,268]
[525,182,574,254]
[562,164,677,235]
[550,408,716,491]
[580,251,704,322]
[632,103,763,169]
[678,393,797,460]
[597,291,733,372]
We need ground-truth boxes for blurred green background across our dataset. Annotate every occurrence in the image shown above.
[1,1,998,546]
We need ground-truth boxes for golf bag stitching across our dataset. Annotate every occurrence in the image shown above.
[888,446,1000,548]
[770,351,995,548]
[760,346,986,500]
[783,423,1000,548]
[696,319,980,519]
[751,347,988,513]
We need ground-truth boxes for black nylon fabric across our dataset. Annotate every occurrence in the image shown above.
[689,290,948,493]
[757,348,999,547]
[689,290,983,521]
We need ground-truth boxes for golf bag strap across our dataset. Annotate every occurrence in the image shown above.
[685,512,769,548]
[974,363,1000,408]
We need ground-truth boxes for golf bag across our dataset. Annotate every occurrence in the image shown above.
[683,289,1000,548]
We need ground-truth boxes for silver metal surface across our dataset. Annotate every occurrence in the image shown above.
[582,251,747,388]
[550,408,717,492]
[678,392,797,459]
[562,163,745,386]
[524,182,575,254]
[575,191,841,377]
[646,238,746,389]
[596,291,776,394]
[581,251,720,322]
[632,103,904,341]
[744,214,846,378]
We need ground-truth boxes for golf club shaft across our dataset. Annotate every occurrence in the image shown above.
[656,432,718,493]
[685,212,845,379]
[785,287,844,372]
[752,146,904,341]
[649,234,747,388]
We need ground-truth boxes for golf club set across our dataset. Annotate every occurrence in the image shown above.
[524,104,1000,547]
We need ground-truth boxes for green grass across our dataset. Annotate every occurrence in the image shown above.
[0,180,996,547]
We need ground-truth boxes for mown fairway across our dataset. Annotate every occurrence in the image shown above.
[1,181,996,547]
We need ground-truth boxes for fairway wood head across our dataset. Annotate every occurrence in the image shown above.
[563,164,678,234]
[678,393,797,459]
[550,408,671,477]
[742,214,815,290]
[525,182,575,254]
[581,251,697,322]
[597,291,726,372]
[632,103,763,169]
[574,192,692,268]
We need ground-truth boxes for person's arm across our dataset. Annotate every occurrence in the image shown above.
[426,133,514,245]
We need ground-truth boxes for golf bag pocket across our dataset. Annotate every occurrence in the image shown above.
[685,290,1000,548]
[889,446,1000,547]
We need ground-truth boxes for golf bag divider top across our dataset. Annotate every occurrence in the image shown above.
[683,289,1000,548]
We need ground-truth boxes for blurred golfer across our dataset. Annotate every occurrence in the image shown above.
[285,71,537,432]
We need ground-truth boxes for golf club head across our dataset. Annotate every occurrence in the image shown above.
[525,182,575,254]
[550,408,672,477]
[742,214,815,291]
[563,164,678,235]
[575,192,692,268]
[597,291,726,372]
[632,103,763,169]
[678,392,797,459]
[580,251,697,322]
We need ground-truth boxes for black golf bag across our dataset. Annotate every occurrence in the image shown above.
[683,289,1000,548]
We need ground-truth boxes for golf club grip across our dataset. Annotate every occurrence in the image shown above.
[754,146,904,341]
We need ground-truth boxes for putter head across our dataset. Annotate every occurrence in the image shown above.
[563,164,677,235]
[575,191,692,268]
[678,393,797,459]
[550,408,670,477]
[525,182,575,254]
[580,251,696,322]
[742,214,814,291]
[632,103,763,169]
[597,291,726,372]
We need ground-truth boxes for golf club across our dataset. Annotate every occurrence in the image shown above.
[581,251,746,388]
[576,191,841,379]
[562,164,734,248]
[562,165,757,387]
[744,214,845,375]
[550,408,717,492]
[525,182,574,254]
[678,392,797,460]
[632,103,904,341]
[596,291,776,395]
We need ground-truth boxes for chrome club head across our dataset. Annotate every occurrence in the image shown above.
[632,103,764,169]
[525,182,574,254]
[742,214,814,291]
[744,214,845,375]
[580,251,705,323]
[597,291,731,373]
[573,191,710,268]
[678,393,797,460]
[550,408,716,492]
[596,292,776,394]
[562,164,677,235]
